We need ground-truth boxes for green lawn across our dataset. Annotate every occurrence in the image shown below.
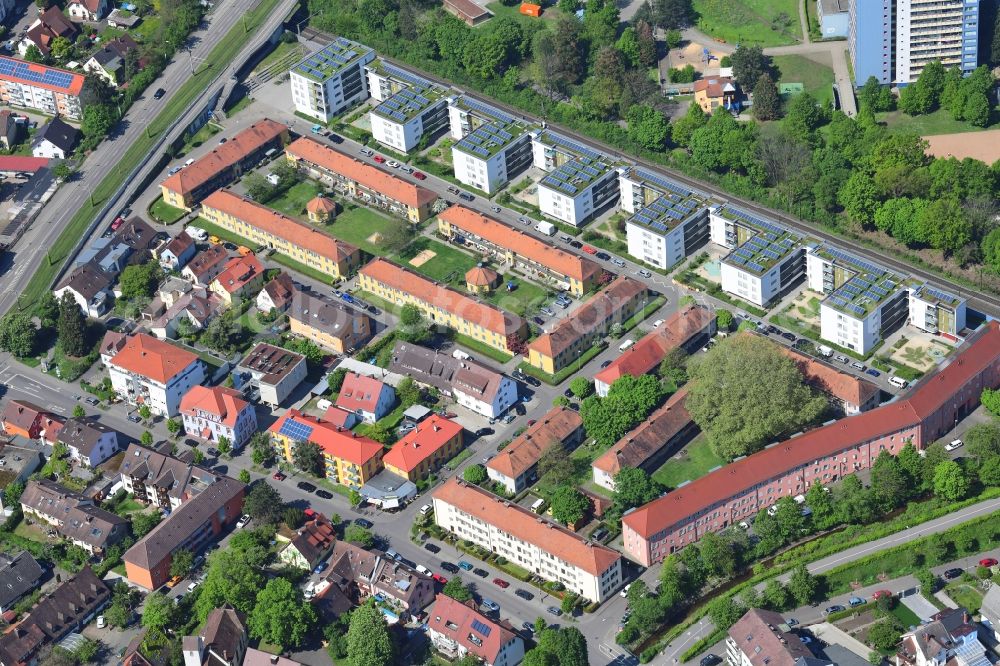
[692,0,802,47]
[397,237,479,285]
[651,434,727,488]
[453,333,513,363]
[878,109,996,135]
[483,277,551,317]
[889,602,921,628]
[944,582,984,613]
[191,218,249,247]
[773,54,835,106]
[148,196,187,224]
[327,206,410,256]
[178,122,222,157]
[252,40,304,76]
[267,181,323,219]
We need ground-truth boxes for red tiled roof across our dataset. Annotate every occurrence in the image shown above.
[179,386,248,428]
[778,344,879,409]
[0,57,83,94]
[433,478,621,576]
[184,245,229,280]
[428,594,517,664]
[360,258,525,337]
[592,389,691,476]
[211,255,263,294]
[286,137,437,209]
[465,265,498,287]
[161,119,286,197]
[0,156,49,173]
[202,189,358,265]
[383,415,463,473]
[335,372,390,414]
[443,0,491,20]
[623,321,1000,539]
[486,407,582,479]
[108,334,200,384]
[694,77,736,98]
[306,196,336,214]
[440,205,601,284]
[595,306,714,388]
[269,409,383,467]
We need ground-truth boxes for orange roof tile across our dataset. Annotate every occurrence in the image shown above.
[359,258,525,337]
[528,277,647,359]
[161,119,287,197]
[286,137,437,209]
[486,407,582,478]
[592,389,691,476]
[268,409,384,467]
[777,344,879,409]
[306,196,336,214]
[202,189,359,264]
[383,415,463,473]
[433,478,621,576]
[212,255,263,294]
[335,372,391,414]
[427,594,517,664]
[108,333,200,384]
[465,265,498,286]
[440,206,601,284]
[179,386,248,428]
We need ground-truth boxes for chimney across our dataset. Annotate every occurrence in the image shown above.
[270,657,279,665]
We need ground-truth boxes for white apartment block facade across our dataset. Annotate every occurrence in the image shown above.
[895,0,981,83]
[622,170,713,270]
[453,374,518,419]
[909,284,967,336]
[537,158,620,226]
[101,334,206,418]
[289,38,374,122]
[448,96,533,193]
[370,88,448,153]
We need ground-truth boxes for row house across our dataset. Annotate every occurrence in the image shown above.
[20,479,129,556]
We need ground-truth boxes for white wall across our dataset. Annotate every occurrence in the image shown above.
[626,220,686,270]
[805,251,829,293]
[720,261,777,308]
[452,147,504,193]
[820,302,876,354]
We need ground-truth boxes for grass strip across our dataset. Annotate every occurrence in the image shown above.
[452,333,513,363]
[517,341,606,385]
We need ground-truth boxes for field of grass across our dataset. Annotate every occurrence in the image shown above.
[267,181,323,219]
[148,196,187,224]
[889,601,921,628]
[692,0,802,48]
[326,206,408,255]
[453,333,513,363]
[944,582,984,613]
[651,434,726,488]
[773,54,835,106]
[251,40,303,76]
[878,109,995,135]
[398,237,479,285]
[191,218,248,247]
[14,0,284,315]
[482,278,550,317]
[178,122,222,156]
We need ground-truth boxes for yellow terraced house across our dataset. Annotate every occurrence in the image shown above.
[200,188,360,281]
[358,258,528,354]
[383,415,464,482]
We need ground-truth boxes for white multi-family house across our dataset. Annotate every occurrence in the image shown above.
[180,385,257,449]
[59,418,119,467]
[448,96,533,194]
[100,332,205,417]
[289,38,374,122]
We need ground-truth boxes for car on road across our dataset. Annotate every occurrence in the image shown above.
[153,88,166,99]
[637,269,653,278]
[272,471,286,481]
[600,359,612,368]
[413,171,426,180]
[85,397,99,405]
[96,615,106,628]
[236,514,251,529]
[980,558,998,567]
[546,606,562,616]
[945,439,964,451]
[825,605,845,613]
[325,132,343,143]
[596,251,611,261]
[310,124,323,134]
[373,155,386,164]
[447,186,459,194]
[785,618,798,627]
[481,599,500,613]
[387,160,400,168]
[297,481,317,492]
[166,575,183,588]
[866,368,881,378]
[515,588,534,600]
[612,258,627,267]
[700,655,721,666]
[518,217,530,225]
[313,561,329,574]
[521,621,534,635]
[441,562,460,574]
[315,489,334,499]
[359,147,374,157]
[472,567,489,578]
[354,518,373,529]
[127,414,142,423]
[492,577,509,588]
[476,427,494,437]
[424,542,441,554]
[943,568,963,579]
[206,447,219,457]
[491,205,502,213]
[432,573,448,584]
[458,561,473,571]
[581,245,598,255]
[781,331,796,341]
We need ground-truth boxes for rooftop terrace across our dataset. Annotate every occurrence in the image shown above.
[809,244,907,317]
[910,283,963,308]
[293,38,372,83]
[627,180,711,234]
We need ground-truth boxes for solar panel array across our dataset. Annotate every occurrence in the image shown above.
[0,58,77,91]
[633,169,710,201]
[456,121,521,158]
[917,285,960,305]
[374,84,440,123]
[294,38,369,80]
[719,205,792,239]
[820,245,891,277]
[723,226,799,275]
[460,97,515,125]
[543,131,603,161]
[380,61,433,88]
[828,268,900,317]
[279,418,314,442]
[628,191,702,233]
[540,157,610,196]
[471,619,492,637]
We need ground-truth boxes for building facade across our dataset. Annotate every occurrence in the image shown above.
[909,284,967,337]
[100,332,205,417]
[270,409,385,488]
[383,415,464,481]
[180,385,257,449]
[428,594,525,666]
[370,82,448,153]
[537,156,620,227]
[894,0,980,84]
[234,342,308,407]
[849,0,894,84]
[0,57,84,119]
[448,96,533,194]
[486,407,585,494]
[289,38,374,122]
[286,289,373,355]
[624,172,712,271]
[20,479,129,556]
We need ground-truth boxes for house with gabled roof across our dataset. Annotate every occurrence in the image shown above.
[180,386,256,449]
[428,593,524,666]
[101,332,205,417]
[20,479,129,555]
[383,414,463,482]
[209,254,264,307]
[156,231,196,271]
[277,511,336,570]
[1,399,64,443]
[58,417,120,467]
[270,409,384,488]
[486,406,583,494]
[335,372,395,424]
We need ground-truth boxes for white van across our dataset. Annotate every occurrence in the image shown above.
[889,376,908,389]
[530,498,545,514]
[452,349,471,361]
[416,564,431,576]
[619,339,635,352]
[419,504,432,516]
[187,226,207,241]
[817,345,834,358]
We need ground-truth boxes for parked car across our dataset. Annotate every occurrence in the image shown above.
[521,621,534,635]
[943,568,963,579]
[354,518,373,529]
[373,155,386,164]
[297,481,317,492]
[581,245,598,255]
[781,331,796,342]
[441,562,460,574]
[481,599,500,613]
[785,618,798,627]
[315,489,334,500]
[206,448,219,457]
[612,258,627,267]
[359,147,374,157]
[432,573,448,584]
[127,414,142,423]
[700,655,721,666]
[85,397,99,405]
[313,561,329,574]
[518,217,530,225]
[153,88,166,99]
[473,567,489,578]
[546,606,562,616]
[458,561,474,571]
[945,439,964,451]
[848,597,865,606]
[515,588,534,600]
[236,514,251,529]
[96,616,106,628]
[272,471,286,481]
[166,575,183,588]
[600,359,612,368]
[424,542,441,554]
[596,251,611,261]
[310,124,323,134]
[413,171,426,180]
[835,354,849,363]
[569,240,583,249]
[493,577,510,588]
[476,427,494,437]
[387,160,400,168]
[866,368,881,378]
[850,361,867,371]
[825,605,845,613]
[980,558,998,567]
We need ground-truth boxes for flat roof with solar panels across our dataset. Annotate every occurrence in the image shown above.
[911,283,963,308]
[535,130,613,162]
[366,59,435,88]
[811,245,905,317]
[625,168,712,199]
[454,118,531,159]
[292,38,373,83]
[716,205,802,276]
[539,156,614,197]
[452,96,518,124]
[0,57,84,94]
[628,184,710,234]
[372,83,445,124]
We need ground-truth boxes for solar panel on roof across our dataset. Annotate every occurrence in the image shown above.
[729,255,746,266]
[634,169,703,200]
[381,61,433,87]
[462,98,515,124]
[471,619,492,637]
[545,132,603,161]
[748,261,765,273]
[279,419,314,441]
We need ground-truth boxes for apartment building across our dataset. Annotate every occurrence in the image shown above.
[711,205,805,308]
[58,418,119,467]
[526,277,649,374]
[289,38,375,122]
[594,306,715,397]
[433,478,623,603]
[778,344,880,414]
[336,372,395,423]
[389,340,518,419]
[233,342,308,407]
[486,407,584,494]
[270,409,385,488]
[437,205,601,296]
[537,156,620,227]
[448,96,533,194]
[623,170,713,270]
[179,385,257,449]
[622,320,1000,566]
[200,189,361,281]
[209,254,265,307]
[909,283,967,337]
[428,594,525,666]
[0,552,43,614]
[100,332,205,417]
[20,479,129,556]
[182,245,229,286]
[286,288,373,354]
[849,0,895,84]
[592,390,695,491]
[370,81,448,153]
[359,258,528,354]
[159,119,288,209]
[0,57,84,119]
[383,415,464,482]
[118,443,222,510]
[124,476,245,589]
[285,137,437,222]
[726,609,813,666]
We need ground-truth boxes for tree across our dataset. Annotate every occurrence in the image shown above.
[686,335,827,459]
[964,422,1000,462]
[442,577,473,601]
[763,579,791,610]
[933,461,969,500]
[839,171,880,224]
[558,0,578,12]
[537,443,574,486]
[549,486,589,525]
[166,418,181,436]
[752,74,781,120]
[707,596,746,630]
[627,105,671,151]
[249,577,317,650]
[616,27,641,66]
[914,568,937,595]
[858,76,894,112]
[581,374,666,447]
[131,511,162,538]
[651,0,693,29]
[980,387,1000,414]
[698,532,738,579]
[530,626,589,666]
[50,36,73,62]
[344,524,375,548]
[140,430,153,446]
[72,404,86,419]
[37,291,60,327]
[195,549,266,620]
[250,432,275,467]
[397,377,421,408]
[868,620,902,651]
[243,482,284,524]
[569,377,593,399]
[398,303,431,343]
[141,592,175,633]
[870,449,909,511]
[980,457,1000,486]
[0,312,38,357]
[784,92,826,144]
[635,20,657,66]
[292,440,323,476]
[328,367,348,393]
[347,599,394,666]
[217,436,231,456]
[3,480,25,508]
[552,17,585,85]
[81,104,116,139]
[584,0,619,49]
[731,45,770,86]
[169,549,194,578]
[805,481,836,530]
[612,467,663,516]
[463,463,488,485]
[239,469,251,484]
[788,564,818,605]
[23,44,44,63]
[672,101,708,147]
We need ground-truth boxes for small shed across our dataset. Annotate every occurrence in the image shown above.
[465,265,500,294]
[306,196,337,224]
